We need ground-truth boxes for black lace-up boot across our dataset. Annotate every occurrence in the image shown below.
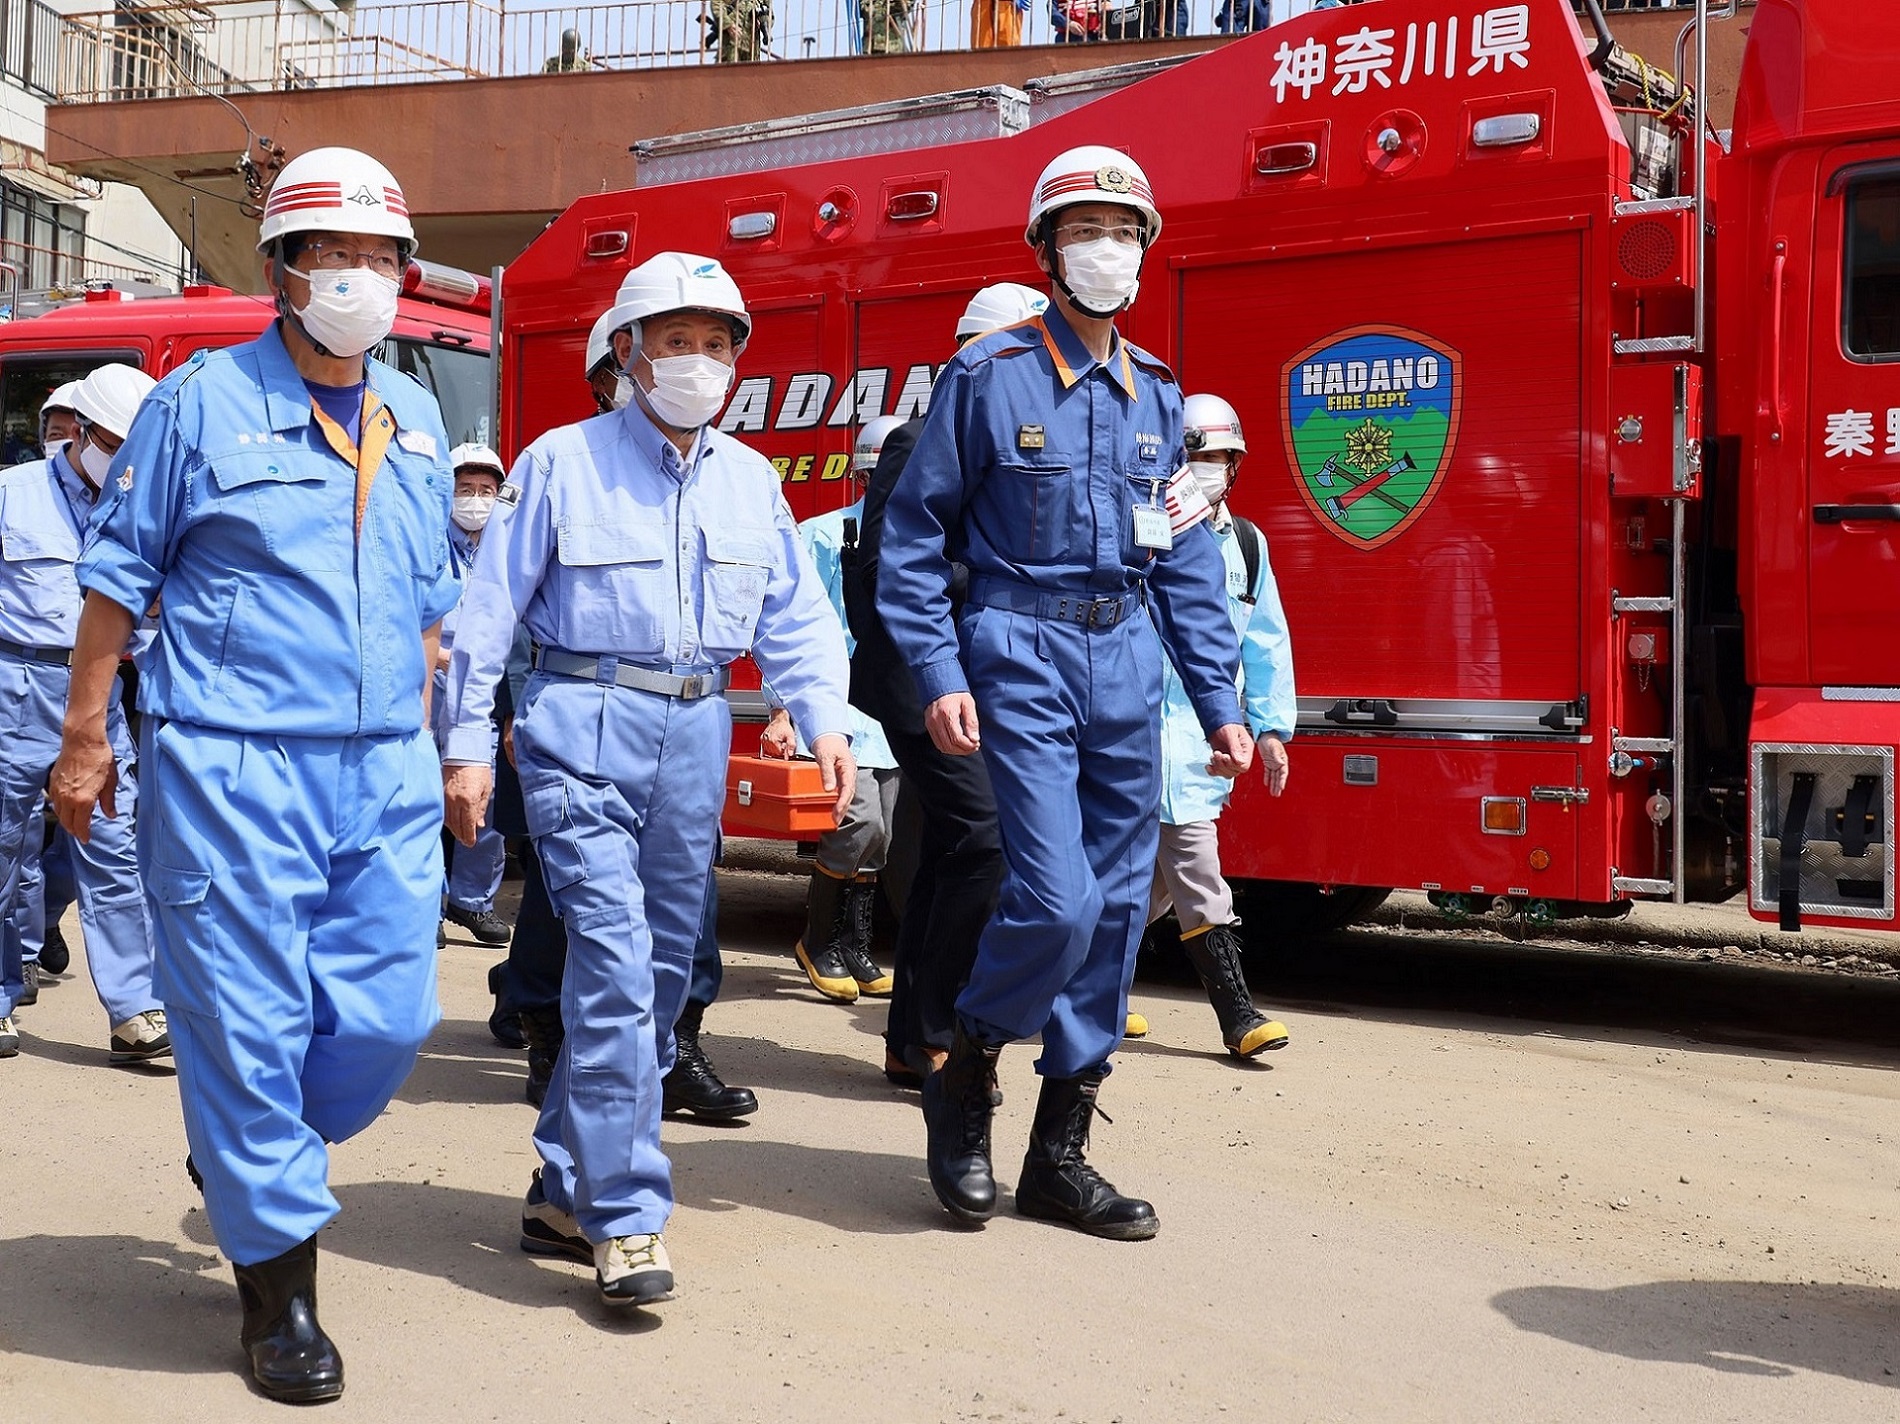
[1181,925,1290,1057]
[921,1022,1002,1222]
[794,868,857,1002]
[662,1003,758,1119]
[839,875,893,996]
[519,1006,564,1109]
[1014,1073,1158,1241]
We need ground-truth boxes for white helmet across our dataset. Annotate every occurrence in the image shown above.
[956,282,1048,339]
[599,251,751,355]
[1025,145,1161,249]
[70,363,156,440]
[852,414,907,473]
[449,442,506,477]
[1183,393,1247,456]
[585,308,626,378]
[42,380,81,415]
[257,147,417,257]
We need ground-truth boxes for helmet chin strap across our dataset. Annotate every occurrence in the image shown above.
[1039,222,1133,319]
[271,240,342,361]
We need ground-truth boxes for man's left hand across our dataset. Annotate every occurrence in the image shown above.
[1205,723,1255,780]
[811,732,858,824]
[1257,733,1289,796]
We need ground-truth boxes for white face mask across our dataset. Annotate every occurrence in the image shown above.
[1190,459,1232,507]
[637,352,733,430]
[296,267,401,358]
[609,373,636,411]
[452,494,496,532]
[75,435,113,491]
[1060,236,1143,316]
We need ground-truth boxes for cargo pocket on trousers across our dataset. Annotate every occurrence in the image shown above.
[521,776,587,894]
[146,864,220,1020]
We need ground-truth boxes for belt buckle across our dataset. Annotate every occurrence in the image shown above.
[1087,597,1120,629]
[678,673,705,699]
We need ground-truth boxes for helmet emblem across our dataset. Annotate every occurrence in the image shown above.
[692,261,719,277]
[347,184,381,207]
[1096,166,1133,195]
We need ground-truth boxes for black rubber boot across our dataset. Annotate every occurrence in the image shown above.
[1181,925,1289,1057]
[794,869,857,1002]
[486,962,525,1049]
[233,1236,344,1403]
[519,1006,564,1109]
[920,1022,1002,1223]
[663,1003,758,1120]
[839,876,894,996]
[1015,1074,1159,1241]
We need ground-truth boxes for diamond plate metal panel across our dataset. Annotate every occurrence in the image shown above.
[1751,743,1894,920]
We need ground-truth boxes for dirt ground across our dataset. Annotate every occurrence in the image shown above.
[3,865,1897,1422]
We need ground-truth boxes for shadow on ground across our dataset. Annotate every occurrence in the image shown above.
[1493,1280,1900,1386]
[0,1234,228,1374]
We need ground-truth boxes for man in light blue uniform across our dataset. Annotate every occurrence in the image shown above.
[435,441,511,946]
[765,414,904,1006]
[54,147,454,1405]
[0,363,166,1063]
[1142,392,1296,1058]
[443,251,853,1309]
[879,146,1252,1240]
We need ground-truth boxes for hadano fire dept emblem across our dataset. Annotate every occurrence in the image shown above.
[1281,325,1462,549]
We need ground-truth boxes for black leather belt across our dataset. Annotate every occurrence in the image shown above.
[0,636,73,667]
[966,576,1144,629]
[534,648,730,700]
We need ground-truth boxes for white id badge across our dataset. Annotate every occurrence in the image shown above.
[1132,502,1173,551]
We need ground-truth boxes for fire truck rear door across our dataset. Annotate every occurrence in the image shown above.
[1807,143,1900,686]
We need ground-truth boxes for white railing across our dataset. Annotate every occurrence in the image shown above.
[52,0,1243,102]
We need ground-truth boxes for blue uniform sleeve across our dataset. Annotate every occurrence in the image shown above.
[876,360,977,707]
[750,493,852,747]
[1150,518,1245,737]
[1240,539,1296,742]
[443,450,554,765]
[758,515,834,714]
[73,393,186,617]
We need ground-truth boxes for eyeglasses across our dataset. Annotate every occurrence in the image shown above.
[1055,221,1144,248]
[299,239,405,277]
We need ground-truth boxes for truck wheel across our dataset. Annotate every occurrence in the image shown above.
[1231,881,1392,943]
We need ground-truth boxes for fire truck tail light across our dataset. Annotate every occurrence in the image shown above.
[1255,143,1318,176]
[886,190,940,221]
[584,230,629,260]
[1481,798,1528,835]
[1472,114,1541,148]
[727,211,777,241]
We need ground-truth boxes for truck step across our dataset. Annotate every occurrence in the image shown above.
[1613,335,1697,355]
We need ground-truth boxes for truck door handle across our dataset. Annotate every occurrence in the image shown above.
[1813,504,1900,524]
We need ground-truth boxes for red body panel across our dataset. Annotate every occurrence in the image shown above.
[502,0,1900,913]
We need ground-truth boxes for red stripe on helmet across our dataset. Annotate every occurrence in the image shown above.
[383,187,409,216]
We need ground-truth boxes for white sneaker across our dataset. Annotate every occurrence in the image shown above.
[594,1234,673,1307]
[109,1009,172,1063]
[0,1015,18,1058]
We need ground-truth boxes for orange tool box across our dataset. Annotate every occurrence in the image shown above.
[723,754,839,836]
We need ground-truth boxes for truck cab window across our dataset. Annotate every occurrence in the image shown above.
[1845,176,1900,360]
[380,336,492,447]
[0,354,119,466]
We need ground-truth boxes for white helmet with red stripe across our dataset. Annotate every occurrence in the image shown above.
[1183,393,1247,456]
[1024,145,1161,249]
[256,147,417,258]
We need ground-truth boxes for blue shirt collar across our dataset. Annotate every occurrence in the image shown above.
[619,395,711,484]
[254,320,415,435]
[1038,302,1138,399]
[54,447,94,508]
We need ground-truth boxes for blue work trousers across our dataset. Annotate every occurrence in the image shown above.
[139,720,443,1265]
[515,674,728,1242]
[0,657,157,1022]
[447,821,507,913]
[1,811,79,968]
[955,607,1163,1078]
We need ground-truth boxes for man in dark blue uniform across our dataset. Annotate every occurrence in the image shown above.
[879,146,1252,1240]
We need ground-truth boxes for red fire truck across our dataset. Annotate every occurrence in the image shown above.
[0,262,495,462]
[497,0,1899,937]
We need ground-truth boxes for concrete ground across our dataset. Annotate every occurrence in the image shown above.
[3,861,1898,1421]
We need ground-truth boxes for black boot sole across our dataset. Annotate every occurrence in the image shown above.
[251,1369,345,1404]
[1014,1195,1160,1241]
[661,1095,758,1121]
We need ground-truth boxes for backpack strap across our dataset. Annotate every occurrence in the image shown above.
[1231,515,1265,607]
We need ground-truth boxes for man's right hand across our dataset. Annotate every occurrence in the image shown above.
[443,763,494,848]
[925,693,981,757]
[50,728,116,842]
